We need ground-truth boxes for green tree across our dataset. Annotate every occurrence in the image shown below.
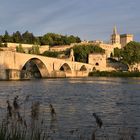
[22,31,36,44]
[40,33,81,46]
[34,37,41,45]
[0,31,81,47]
[113,48,122,60]
[0,36,4,47]
[42,51,60,58]
[12,31,22,43]
[68,35,81,44]
[0,35,2,42]
[41,33,54,45]
[16,44,25,53]
[122,41,140,65]
[29,44,40,55]
[0,42,4,47]
[3,30,12,42]
[73,44,105,63]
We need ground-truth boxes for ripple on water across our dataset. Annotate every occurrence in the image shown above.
[0,77,140,139]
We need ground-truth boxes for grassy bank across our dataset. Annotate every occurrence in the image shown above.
[89,71,140,77]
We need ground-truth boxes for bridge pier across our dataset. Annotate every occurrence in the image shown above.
[50,70,89,78]
[0,69,90,80]
[50,71,66,78]
[0,69,7,80]
[0,69,21,80]
[65,70,89,77]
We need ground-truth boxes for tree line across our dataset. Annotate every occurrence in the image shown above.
[16,43,40,55]
[42,44,105,62]
[0,31,81,46]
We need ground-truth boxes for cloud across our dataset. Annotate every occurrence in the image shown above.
[0,0,140,41]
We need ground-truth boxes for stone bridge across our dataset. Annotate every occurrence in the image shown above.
[0,51,94,80]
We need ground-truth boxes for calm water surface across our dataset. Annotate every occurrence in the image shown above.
[0,77,140,140]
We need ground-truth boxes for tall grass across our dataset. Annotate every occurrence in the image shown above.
[0,96,49,140]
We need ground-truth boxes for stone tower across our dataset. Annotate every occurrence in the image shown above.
[111,26,120,44]
[120,34,134,48]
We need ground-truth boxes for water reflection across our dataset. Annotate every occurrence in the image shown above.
[0,77,140,139]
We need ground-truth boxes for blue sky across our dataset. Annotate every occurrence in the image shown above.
[0,0,140,41]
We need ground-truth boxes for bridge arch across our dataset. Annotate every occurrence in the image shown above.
[92,67,96,71]
[21,58,49,78]
[80,65,87,71]
[59,63,72,72]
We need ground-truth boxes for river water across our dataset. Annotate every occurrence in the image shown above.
[0,77,140,140]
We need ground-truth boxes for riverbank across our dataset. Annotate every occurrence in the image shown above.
[89,71,140,77]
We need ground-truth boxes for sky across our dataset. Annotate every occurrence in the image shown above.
[0,0,140,41]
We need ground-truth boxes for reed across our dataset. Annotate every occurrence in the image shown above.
[0,96,49,140]
[0,95,136,140]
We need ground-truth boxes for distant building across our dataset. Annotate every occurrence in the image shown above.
[110,26,121,45]
[110,26,133,48]
[98,26,133,57]
[120,34,134,48]
[87,26,134,71]
[88,53,107,71]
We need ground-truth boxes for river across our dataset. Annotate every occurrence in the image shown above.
[0,77,140,140]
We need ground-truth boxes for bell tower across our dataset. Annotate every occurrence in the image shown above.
[111,26,120,44]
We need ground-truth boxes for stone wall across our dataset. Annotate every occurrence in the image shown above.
[49,45,72,52]
[129,63,140,71]
[88,53,107,71]
[39,45,49,53]
[100,43,121,57]
[4,43,49,54]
